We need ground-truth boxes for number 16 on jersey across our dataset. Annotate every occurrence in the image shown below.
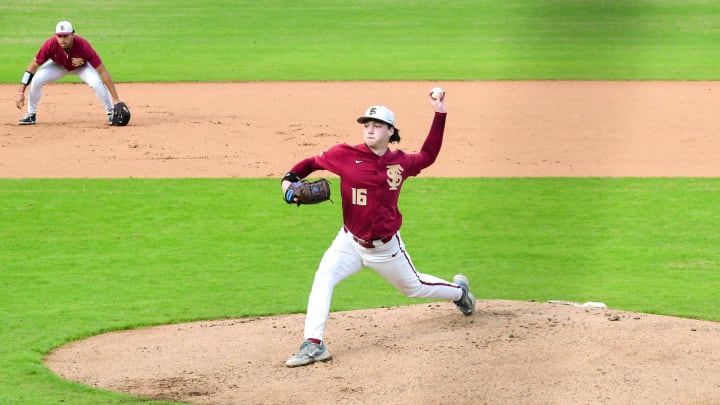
[352,188,367,205]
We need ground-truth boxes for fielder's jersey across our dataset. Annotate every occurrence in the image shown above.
[34,35,103,71]
[291,112,446,240]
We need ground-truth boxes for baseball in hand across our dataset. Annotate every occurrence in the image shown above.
[430,87,445,100]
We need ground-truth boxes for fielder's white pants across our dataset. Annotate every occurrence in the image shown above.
[27,60,113,115]
[304,227,464,341]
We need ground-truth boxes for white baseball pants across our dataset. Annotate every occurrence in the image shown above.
[303,227,464,342]
[26,60,113,115]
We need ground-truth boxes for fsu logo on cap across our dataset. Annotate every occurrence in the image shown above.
[357,105,395,127]
[55,20,74,34]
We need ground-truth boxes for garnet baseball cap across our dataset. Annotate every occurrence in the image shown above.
[55,21,74,35]
[357,105,395,127]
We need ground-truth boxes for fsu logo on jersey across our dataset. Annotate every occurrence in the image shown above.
[386,164,403,190]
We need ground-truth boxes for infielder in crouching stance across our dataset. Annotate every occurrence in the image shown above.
[281,90,476,367]
[15,21,123,125]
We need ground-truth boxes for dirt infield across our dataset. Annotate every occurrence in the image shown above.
[3,81,720,178]
[3,81,720,404]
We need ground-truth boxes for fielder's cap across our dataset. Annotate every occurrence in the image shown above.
[357,105,395,127]
[55,21,74,35]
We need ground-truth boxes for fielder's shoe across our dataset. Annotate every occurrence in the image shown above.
[453,274,476,316]
[18,112,36,125]
[286,339,332,367]
[107,111,114,125]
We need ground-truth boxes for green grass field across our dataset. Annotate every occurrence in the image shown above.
[2,1,720,404]
[2,0,720,81]
[2,178,719,404]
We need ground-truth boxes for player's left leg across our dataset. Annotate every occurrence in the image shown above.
[303,227,364,342]
[75,65,113,121]
[286,228,363,367]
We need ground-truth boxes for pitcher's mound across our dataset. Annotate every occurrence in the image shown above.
[45,300,720,404]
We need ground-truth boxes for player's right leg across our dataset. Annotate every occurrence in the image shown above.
[19,61,67,125]
[365,232,476,315]
[366,233,463,301]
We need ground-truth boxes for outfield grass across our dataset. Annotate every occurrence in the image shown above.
[2,178,720,404]
[2,0,720,81]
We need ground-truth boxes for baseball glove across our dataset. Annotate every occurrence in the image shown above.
[111,102,131,126]
[284,179,331,206]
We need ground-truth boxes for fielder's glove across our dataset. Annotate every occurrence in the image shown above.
[111,102,131,126]
[284,179,332,206]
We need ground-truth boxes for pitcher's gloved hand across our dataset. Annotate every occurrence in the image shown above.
[284,179,331,206]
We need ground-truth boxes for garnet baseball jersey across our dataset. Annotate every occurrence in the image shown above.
[291,112,446,240]
[34,35,103,71]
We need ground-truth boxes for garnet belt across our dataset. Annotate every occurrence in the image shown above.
[343,226,393,249]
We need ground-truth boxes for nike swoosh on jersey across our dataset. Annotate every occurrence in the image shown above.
[355,160,364,164]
